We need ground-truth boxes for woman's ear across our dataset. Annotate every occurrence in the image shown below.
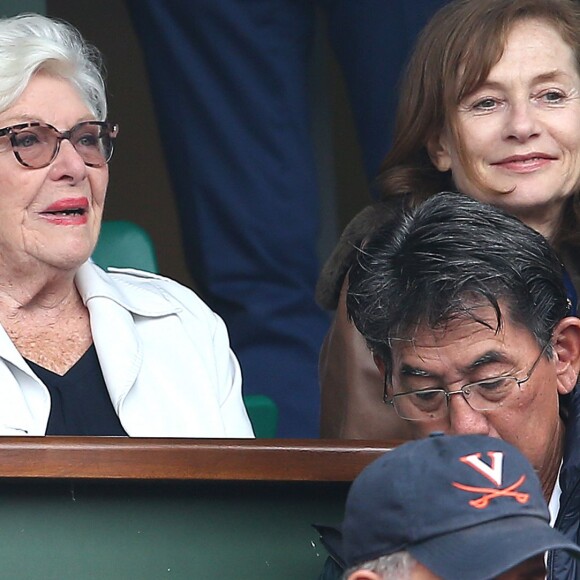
[551,317,580,394]
[347,571,382,580]
[427,133,452,172]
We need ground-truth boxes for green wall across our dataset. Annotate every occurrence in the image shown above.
[0,0,45,16]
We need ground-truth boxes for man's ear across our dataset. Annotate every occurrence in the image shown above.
[427,132,452,172]
[347,571,382,580]
[551,317,580,395]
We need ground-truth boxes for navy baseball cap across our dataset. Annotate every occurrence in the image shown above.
[336,434,580,579]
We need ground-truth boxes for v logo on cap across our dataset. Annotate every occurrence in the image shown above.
[452,451,530,509]
[461,451,504,485]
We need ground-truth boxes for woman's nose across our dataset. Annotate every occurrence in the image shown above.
[503,101,540,142]
[50,138,88,180]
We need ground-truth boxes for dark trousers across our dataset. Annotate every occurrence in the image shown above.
[126,0,446,437]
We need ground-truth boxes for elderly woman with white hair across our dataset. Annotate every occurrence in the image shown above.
[0,13,253,437]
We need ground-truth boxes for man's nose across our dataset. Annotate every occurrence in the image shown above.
[447,391,491,436]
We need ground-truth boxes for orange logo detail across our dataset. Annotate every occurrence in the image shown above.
[452,474,529,509]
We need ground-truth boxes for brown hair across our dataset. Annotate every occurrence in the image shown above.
[378,0,580,247]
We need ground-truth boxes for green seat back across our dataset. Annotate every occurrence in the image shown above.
[244,394,278,438]
[92,220,159,273]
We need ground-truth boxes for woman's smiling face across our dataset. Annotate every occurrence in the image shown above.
[430,18,580,238]
[0,73,108,274]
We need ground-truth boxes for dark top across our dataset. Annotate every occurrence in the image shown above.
[27,344,128,436]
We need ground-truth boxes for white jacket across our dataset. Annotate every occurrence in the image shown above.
[0,261,254,437]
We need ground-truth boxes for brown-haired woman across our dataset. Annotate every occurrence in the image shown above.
[318,0,580,440]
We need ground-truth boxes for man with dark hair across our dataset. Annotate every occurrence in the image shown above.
[344,192,580,578]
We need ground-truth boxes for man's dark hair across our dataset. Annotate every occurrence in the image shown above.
[346,192,570,370]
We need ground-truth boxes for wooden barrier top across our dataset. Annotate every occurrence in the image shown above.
[0,437,400,482]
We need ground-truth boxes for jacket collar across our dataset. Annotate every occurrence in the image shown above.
[75,261,181,317]
[74,262,183,412]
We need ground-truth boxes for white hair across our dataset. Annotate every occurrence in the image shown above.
[0,13,107,119]
[344,551,417,580]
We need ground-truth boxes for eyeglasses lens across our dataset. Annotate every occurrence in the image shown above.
[394,390,447,421]
[11,122,115,168]
[393,378,520,420]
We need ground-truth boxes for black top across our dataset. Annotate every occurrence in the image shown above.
[26,344,128,436]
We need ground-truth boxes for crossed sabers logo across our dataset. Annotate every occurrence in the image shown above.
[452,451,529,509]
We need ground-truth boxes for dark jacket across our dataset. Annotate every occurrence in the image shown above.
[549,387,580,579]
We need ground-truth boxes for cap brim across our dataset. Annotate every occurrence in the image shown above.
[312,524,347,569]
[409,516,580,580]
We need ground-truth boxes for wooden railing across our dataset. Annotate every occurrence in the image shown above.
[0,438,404,579]
[0,437,399,481]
